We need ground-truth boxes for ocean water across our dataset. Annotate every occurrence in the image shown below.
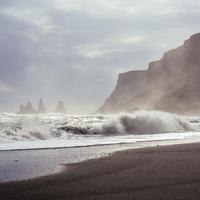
[0,111,200,151]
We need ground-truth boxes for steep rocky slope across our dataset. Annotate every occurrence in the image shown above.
[98,33,200,114]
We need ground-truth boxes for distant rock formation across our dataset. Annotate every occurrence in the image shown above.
[37,98,46,114]
[54,100,66,113]
[17,99,67,114]
[18,104,25,114]
[97,33,200,115]
[18,101,36,114]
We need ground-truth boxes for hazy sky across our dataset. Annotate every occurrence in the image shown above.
[0,0,200,114]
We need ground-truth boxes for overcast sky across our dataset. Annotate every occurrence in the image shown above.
[0,0,200,113]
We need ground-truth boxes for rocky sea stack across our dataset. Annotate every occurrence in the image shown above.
[17,102,36,114]
[17,99,66,114]
[17,99,46,114]
[37,99,46,114]
[54,100,66,114]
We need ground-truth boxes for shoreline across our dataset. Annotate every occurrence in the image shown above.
[0,143,136,183]
[1,142,200,199]
[1,138,200,183]
[0,139,177,152]
[1,133,200,152]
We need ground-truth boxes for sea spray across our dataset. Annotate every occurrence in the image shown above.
[58,111,193,135]
[0,111,194,143]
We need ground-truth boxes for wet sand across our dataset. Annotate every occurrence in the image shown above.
[1,142,200,200]
[0,144,135,182]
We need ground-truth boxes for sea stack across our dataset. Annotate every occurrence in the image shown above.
[55,100,66,114]
[37,98,46,114]
[17,104,25,114]
[24,101,36,114]
[18,101,36,114]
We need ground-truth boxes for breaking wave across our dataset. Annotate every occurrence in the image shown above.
[0,111,195,143]
[60,111,193,135]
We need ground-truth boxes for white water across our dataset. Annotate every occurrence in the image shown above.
[0,111,200,151]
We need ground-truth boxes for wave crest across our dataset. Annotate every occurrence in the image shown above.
[61,111,193,135]
[0,111,194,143]
[118,111,192,134]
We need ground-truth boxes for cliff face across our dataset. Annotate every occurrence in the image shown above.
[98,33,200,114]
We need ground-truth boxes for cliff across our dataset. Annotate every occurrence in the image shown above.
[98,33,200,114]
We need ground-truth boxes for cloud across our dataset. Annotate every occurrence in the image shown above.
[0,82,14,93]
[75,44,105,59]
[0,0,200,113]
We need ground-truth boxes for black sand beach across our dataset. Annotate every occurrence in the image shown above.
[1,142,200,200]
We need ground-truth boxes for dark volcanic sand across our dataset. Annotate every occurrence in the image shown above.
[1,143,200,200]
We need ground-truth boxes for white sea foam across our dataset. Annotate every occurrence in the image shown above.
[0,111,199,150]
